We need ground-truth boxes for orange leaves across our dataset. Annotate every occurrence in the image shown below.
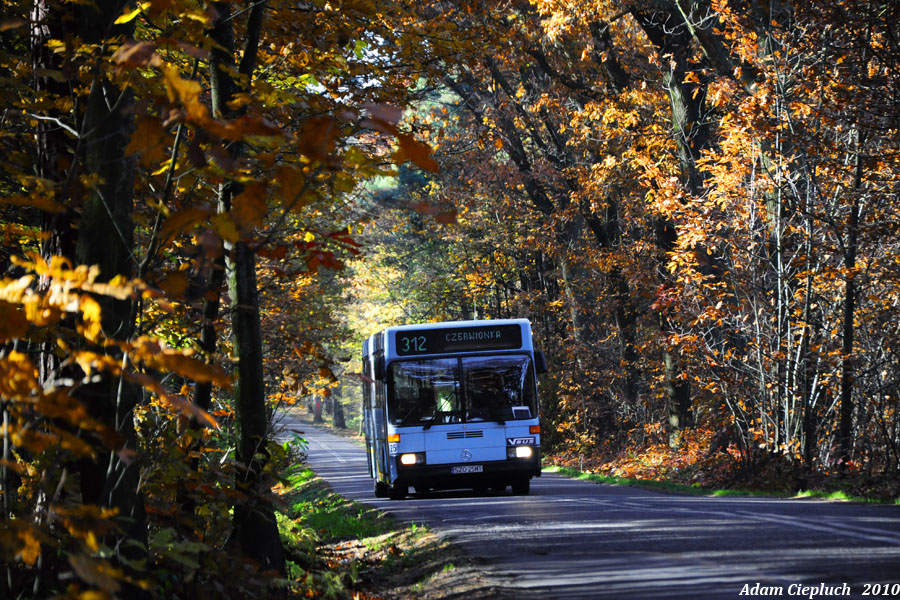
[160,207,212,246]
[410,201,457,225]
[0,299,28,341]
[297,115,338,163]
[0,189,66,213]
[232,181,268,231]
[361,104,440,172]
[116,46,285,173]
[157,269,189,298]
[130,337,228,387]
[111,40,162,68]
[126,116,172,167]
[0,520,45,566]
[277,165,309,210]
[394,132,439,172]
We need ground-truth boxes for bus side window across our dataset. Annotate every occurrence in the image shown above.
[512,406,531,419]
[375,371,385,409]
[362,359,373,405]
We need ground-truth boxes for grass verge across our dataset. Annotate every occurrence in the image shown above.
[543,465,899,504]
[276,464,514,599]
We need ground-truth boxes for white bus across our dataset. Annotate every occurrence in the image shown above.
[361,319,547,499]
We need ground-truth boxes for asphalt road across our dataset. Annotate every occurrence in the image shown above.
[275,416,900,600]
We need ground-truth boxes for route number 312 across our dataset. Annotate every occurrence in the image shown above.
[400,335,427,354]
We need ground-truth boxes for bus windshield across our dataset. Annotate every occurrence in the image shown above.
[388,355,537,427]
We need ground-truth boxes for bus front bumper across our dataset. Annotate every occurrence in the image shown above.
[394,453,541,489]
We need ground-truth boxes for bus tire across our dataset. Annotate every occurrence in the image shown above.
[388,483,407,500]
[511,478,530,495]
[374,480,389,498]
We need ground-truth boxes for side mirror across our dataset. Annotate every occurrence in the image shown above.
[534,351,548,374]
[374,356,385,381]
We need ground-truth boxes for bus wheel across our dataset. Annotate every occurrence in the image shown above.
[491,485,507,493]
[414,485,430,495]
[374,480,389,498]
[511,478,530,495]
[388,484,407,500]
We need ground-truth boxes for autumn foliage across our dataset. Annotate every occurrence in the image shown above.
[1,0,439,596]
[348,0,900,497]
[3,0,900,597]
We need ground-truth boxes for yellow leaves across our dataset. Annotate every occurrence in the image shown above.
[113,1,151,25]
[0,351,38,399]
[162,66,209,124]
[79,295,103,342]
[210,212,240,242]
[0,256,229,433]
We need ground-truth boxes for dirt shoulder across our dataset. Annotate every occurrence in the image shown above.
[282,409,515,599]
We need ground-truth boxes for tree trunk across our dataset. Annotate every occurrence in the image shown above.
[30,0,148,584]
[333,382,347,429]
[839,145,863,466]
[208,0,285,574]
[78,6,148,578]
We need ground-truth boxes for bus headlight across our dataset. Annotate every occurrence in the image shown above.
[508,446,534,459]
[399,453,425,466]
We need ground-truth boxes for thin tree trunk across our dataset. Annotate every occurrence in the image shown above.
[635,8,706,444]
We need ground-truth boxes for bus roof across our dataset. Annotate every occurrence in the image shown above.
[377,318,532,334]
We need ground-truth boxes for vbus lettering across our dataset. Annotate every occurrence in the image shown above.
[507,437,536,446]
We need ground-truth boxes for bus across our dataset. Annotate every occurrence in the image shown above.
[361,319,547,499]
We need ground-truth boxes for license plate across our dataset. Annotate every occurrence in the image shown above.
[451,465,483,474]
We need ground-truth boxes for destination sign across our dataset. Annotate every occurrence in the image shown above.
[395,324,522,356]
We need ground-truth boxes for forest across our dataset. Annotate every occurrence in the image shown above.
[1,0,899,597]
